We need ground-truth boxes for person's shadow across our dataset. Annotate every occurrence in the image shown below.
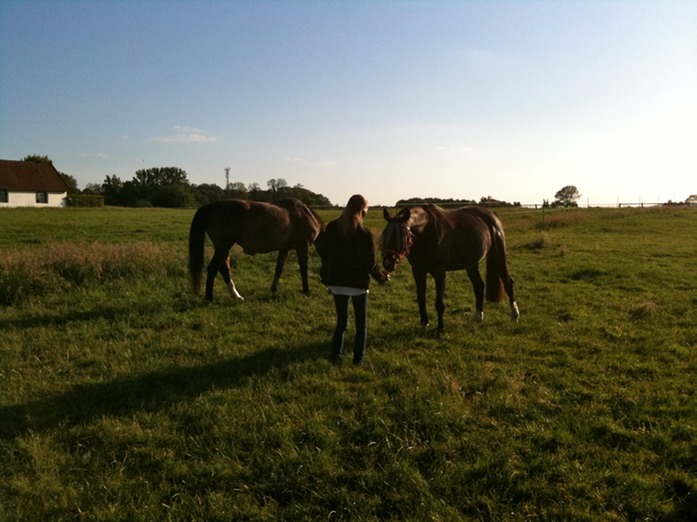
[1,341,326,440]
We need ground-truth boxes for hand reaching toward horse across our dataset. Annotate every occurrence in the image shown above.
[371,264,390,284]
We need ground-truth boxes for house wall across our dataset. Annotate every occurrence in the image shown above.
[0,190,67,208]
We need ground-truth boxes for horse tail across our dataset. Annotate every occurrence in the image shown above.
[485,223,509,303]
[188,204,210,295]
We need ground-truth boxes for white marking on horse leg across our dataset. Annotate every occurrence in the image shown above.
[510,301,520,322]
[227,281,244,300]
[419,322,429,336]
[475,311,484,323]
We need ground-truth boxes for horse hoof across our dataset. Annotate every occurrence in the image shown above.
[419,323,429,335]
[510,303,520,322]
[475,311,484,323]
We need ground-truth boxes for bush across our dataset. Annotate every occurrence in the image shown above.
[66,194,105,207]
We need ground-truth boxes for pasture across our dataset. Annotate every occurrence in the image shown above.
[1,205,695,521]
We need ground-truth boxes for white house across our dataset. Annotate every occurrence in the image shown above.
[0,159,70,208]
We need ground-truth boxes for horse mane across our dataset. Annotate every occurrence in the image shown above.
[309,207,326,232]
[275,197,325,241]
[414,204,452,244]
[405,205,430,231]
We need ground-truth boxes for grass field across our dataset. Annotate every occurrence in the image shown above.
[1,205,695,521]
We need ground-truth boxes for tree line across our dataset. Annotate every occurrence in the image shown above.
[395,187,584,209]
[395,196,523,208]
[82,169,332,208]
[83,168,331,208]
[19,155,590,209]
[19,155,332,208]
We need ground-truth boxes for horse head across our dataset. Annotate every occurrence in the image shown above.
[381,207,412,273]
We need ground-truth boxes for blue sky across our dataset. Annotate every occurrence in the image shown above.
[2,1,695,206]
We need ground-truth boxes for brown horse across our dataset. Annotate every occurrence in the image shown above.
[189,198,324,301]
[381,205,519,332]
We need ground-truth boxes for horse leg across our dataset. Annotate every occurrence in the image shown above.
[433,270,447,334]
[205,249,227,301]
[218,255,244,301]
[466,265,485,322]
[271,250,289,294]
[412,266,429,333]
[297,244,311,295]
[504,276,520,322]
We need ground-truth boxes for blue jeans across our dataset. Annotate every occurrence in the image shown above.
[331,293,368,364]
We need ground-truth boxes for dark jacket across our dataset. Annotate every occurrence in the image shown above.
[315,220,387,290]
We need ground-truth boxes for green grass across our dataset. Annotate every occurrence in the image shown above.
[1,206,695,520]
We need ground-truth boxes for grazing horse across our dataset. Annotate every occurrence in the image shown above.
[189,198,324,301]
[381,205,519,332]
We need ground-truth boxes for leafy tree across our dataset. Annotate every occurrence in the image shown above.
[22,154,52,163]
[101,175,123,205]
[120,167,192,207]
[227,182,248,199]
[151,183,196,208]
[267,178,288,201]
[554,185,581,207]
[60,173,79,194]
[286,183,331,206]
[192,183,228,206]
[247,183,263,200]
[118,180,143,207]
[133,167,189,188]
[102,175,142,206]
[83,183,103,195]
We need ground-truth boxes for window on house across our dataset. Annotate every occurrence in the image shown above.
[0,190,8,203]
[36,191,48,204]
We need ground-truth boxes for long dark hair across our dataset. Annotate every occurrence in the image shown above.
[338,194,368,236]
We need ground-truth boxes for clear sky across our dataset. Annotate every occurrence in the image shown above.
[2,1,695,206]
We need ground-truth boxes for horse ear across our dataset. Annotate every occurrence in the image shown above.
[397,208,410,222]
[382,207,391,221]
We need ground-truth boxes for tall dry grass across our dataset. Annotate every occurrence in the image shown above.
[534,209,588,229]
[0,241,180,305]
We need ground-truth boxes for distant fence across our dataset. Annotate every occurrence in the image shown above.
[382,202,682,210]
[293,201,695,211]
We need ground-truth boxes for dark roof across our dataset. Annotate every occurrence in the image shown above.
[0,159,70,192]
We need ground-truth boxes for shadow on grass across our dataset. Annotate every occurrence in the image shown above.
[0,303,129,329]
[0,341,326,440]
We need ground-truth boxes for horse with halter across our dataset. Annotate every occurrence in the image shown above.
[188,198,324,301]
[381,204,520,332]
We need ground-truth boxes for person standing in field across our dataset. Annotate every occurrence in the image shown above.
[315,194,389,365]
